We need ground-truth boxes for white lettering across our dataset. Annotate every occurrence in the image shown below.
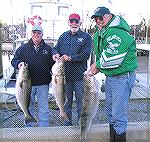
[107,35,121,43]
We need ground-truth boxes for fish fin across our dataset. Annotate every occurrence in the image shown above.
[54,76,57,84]
[19,81,23,88]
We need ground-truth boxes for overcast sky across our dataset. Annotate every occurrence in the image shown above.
[0,0,149,25]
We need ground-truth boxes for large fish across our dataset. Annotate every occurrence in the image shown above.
[80,72,100,140]
[16,62,36,124]
[51,59,68,119]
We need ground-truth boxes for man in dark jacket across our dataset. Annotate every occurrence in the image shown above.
[52,13,92,126]
[11,24,55,127]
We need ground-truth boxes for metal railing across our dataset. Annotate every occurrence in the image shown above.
[3,65,15,91]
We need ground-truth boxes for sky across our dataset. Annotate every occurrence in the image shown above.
[0,0,28,24]
[0,0,149,25]
[69,0,150,25]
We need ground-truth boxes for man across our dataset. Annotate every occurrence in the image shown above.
[11,24,55,127]
[89,7,138,142]
[52,13,92,126]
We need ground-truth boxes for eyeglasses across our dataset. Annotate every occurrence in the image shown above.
[69,19,80,24]
[95,16,103,21]
[32,31,42,34]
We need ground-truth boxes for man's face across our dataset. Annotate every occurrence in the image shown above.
[68,19,81,33]
[94,14,111,30]
[31,30,43,45]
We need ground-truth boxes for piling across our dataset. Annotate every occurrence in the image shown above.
[0,20,3,79]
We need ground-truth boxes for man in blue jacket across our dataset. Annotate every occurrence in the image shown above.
[11,24,55,127]
[52,13,92,126]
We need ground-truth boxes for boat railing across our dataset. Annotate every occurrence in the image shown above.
[3,65,16,91]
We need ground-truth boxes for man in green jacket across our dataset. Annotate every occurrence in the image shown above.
[89,7,138,142]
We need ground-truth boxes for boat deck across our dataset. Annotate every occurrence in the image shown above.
[1,51,150,142]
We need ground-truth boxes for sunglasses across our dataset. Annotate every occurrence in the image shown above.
[69,19,80,24]
[95,16,103,21]
[32,31,42,34]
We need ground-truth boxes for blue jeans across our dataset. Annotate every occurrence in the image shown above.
[64,80,84,126]
[26,85,50,127]
[105,72,136,134]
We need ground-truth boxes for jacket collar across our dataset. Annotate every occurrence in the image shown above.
[68,28,81,35]
[28,39,45,47]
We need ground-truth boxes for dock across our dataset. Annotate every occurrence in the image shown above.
[1,121,150,142]
[0,48,150,142]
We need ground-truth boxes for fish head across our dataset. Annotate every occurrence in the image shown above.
[52,60,64,75]
[83,72,94,82]
[83,73,97,93]
[19,62,30,79]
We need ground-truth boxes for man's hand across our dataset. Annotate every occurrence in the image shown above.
[52,54,60,61]
[62,55,71,61]
[18,62,24,69]
[88,63,99,75]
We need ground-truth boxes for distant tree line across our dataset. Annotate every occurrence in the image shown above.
[87,17,147,44]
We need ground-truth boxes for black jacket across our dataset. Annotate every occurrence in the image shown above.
[11,39,55,86]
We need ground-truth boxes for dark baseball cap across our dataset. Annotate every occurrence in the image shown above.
[91,7,111,19]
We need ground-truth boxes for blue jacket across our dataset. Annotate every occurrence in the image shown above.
[11,39,55,86]
[52,29,92,81]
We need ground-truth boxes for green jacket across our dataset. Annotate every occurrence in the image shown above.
[93,15,138,76]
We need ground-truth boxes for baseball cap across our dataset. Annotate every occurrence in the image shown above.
[69,13,81,21]
[91,7,111,19]
[32,24,43,33]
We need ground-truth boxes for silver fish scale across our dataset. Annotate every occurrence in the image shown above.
[18,79,31,116]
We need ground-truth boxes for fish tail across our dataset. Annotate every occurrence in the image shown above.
[80,127,89,141]
[25,116,37,124]
[80,133,88,142]
[60,110,68,120]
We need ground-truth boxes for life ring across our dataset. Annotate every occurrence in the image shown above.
[27,15,42,26]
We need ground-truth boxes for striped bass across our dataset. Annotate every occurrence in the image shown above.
[16,62,36,124]
[51,60,68,119]
[80,72,100,140]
